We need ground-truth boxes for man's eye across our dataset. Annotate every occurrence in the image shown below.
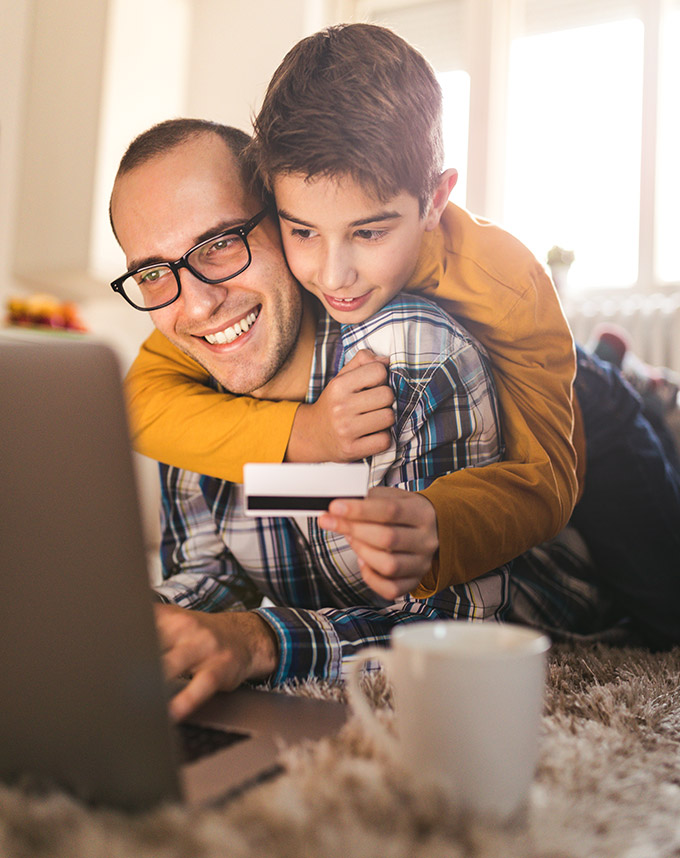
[208,236,238,253]
[138,268,166,285]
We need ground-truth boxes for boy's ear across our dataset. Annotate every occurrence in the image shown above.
[423,168,458,231]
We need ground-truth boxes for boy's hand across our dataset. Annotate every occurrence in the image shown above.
[155,605,278,721]
[287,350,395,462]
[318,487,439,601]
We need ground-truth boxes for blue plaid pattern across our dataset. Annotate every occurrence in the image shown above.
[156,295,510,683]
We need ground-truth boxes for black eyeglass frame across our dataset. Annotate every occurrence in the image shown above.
[110,207,270,311]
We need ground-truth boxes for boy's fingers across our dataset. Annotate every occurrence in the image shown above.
[350,386,395,415]
[336,359,390,393]
[344,430,392,460]
[326,498,413,527]
[336,349,389,375]
[339,405,394,438]
[330,489,435,527]
[357,559,422,600]
[319,515,434,560]
[353,539,425,577]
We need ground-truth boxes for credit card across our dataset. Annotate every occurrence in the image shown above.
[243,462,370,517]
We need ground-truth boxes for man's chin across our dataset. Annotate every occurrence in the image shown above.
[169,337,273,396]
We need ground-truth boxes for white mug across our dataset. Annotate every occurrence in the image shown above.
[347,621,550,822]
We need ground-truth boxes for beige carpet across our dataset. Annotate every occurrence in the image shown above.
[2,642,680,858]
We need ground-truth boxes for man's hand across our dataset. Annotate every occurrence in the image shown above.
[318,486,439,601]
[154,605,279,722]
[287,350,395,462]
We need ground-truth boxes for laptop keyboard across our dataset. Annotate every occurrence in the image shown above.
[176,722,250,765]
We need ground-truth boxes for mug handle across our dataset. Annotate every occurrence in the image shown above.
[346,646,398,756]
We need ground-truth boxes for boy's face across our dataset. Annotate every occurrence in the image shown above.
[273,173,440,324]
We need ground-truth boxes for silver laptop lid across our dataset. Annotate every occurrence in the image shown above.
[0,335,182,809]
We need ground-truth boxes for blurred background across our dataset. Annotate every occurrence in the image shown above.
[2,0,679,369]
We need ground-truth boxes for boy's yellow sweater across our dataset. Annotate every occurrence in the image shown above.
[124,202,583,597]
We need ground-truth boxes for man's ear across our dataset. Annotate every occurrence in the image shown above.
[423,168,458,231]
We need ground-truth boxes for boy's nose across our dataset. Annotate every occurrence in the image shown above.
[318,246,357,292]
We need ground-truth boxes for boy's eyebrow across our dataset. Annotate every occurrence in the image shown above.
[277,207,402,228]
[128,218,248,271]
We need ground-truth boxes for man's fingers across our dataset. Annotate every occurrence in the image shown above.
[169,656,238,721]
[169,672,215,722]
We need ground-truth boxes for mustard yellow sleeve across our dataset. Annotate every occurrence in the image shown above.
[124,328,299,483]
[408,203,582,597]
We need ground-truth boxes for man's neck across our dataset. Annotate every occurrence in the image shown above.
[251,293,317,402]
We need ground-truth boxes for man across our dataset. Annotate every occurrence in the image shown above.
[110,121,511,721]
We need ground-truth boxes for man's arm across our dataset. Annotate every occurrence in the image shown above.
[154,463,282,718]
[155,605,278,721]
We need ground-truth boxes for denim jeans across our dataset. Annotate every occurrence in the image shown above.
[570,346,680,647]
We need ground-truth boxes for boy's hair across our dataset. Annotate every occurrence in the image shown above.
[249,23,444,215]
[110,119,264,239]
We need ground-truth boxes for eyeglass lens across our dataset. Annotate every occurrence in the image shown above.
[120,232,250,310]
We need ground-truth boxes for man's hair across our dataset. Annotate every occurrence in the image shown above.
[248,23,444,214]
[110,119,264,240]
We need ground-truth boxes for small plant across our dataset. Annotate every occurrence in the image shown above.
[547,246,575,267]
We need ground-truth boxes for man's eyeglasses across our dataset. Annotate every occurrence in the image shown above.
[110,208,269,312]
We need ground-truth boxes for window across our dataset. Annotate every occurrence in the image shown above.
[439,69,470,206]
[656,8,680,284]
[346,0,680,295]
[503,19,644,292]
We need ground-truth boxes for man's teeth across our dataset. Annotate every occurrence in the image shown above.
[204,311,258,345]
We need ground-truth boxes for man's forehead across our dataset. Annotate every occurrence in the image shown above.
[111,138,253,258]
[114,138,243,209]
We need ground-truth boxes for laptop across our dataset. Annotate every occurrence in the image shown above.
[0,331,346,811]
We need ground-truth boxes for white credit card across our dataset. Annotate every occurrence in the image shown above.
[243,462,370,517]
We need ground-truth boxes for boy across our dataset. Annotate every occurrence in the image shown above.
[122,23,581,599]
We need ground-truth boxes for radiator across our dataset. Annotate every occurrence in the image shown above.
[565,292,680,375]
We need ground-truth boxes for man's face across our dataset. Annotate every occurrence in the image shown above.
[273,172,437,325]
[110,135,304,397]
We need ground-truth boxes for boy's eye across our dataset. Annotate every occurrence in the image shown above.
[290,227,316,241]
[354,229,387,241]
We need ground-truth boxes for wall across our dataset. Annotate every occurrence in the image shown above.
[0,1,32,298]
[1,0,330,307]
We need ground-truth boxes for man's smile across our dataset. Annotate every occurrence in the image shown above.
[200,305,261,345]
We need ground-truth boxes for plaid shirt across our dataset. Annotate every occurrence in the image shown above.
[156,295,510,683]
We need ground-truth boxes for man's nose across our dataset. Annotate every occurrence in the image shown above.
[317,244,357,292]
[177,268,228,317]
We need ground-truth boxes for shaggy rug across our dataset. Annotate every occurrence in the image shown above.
[2,641,680,858]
